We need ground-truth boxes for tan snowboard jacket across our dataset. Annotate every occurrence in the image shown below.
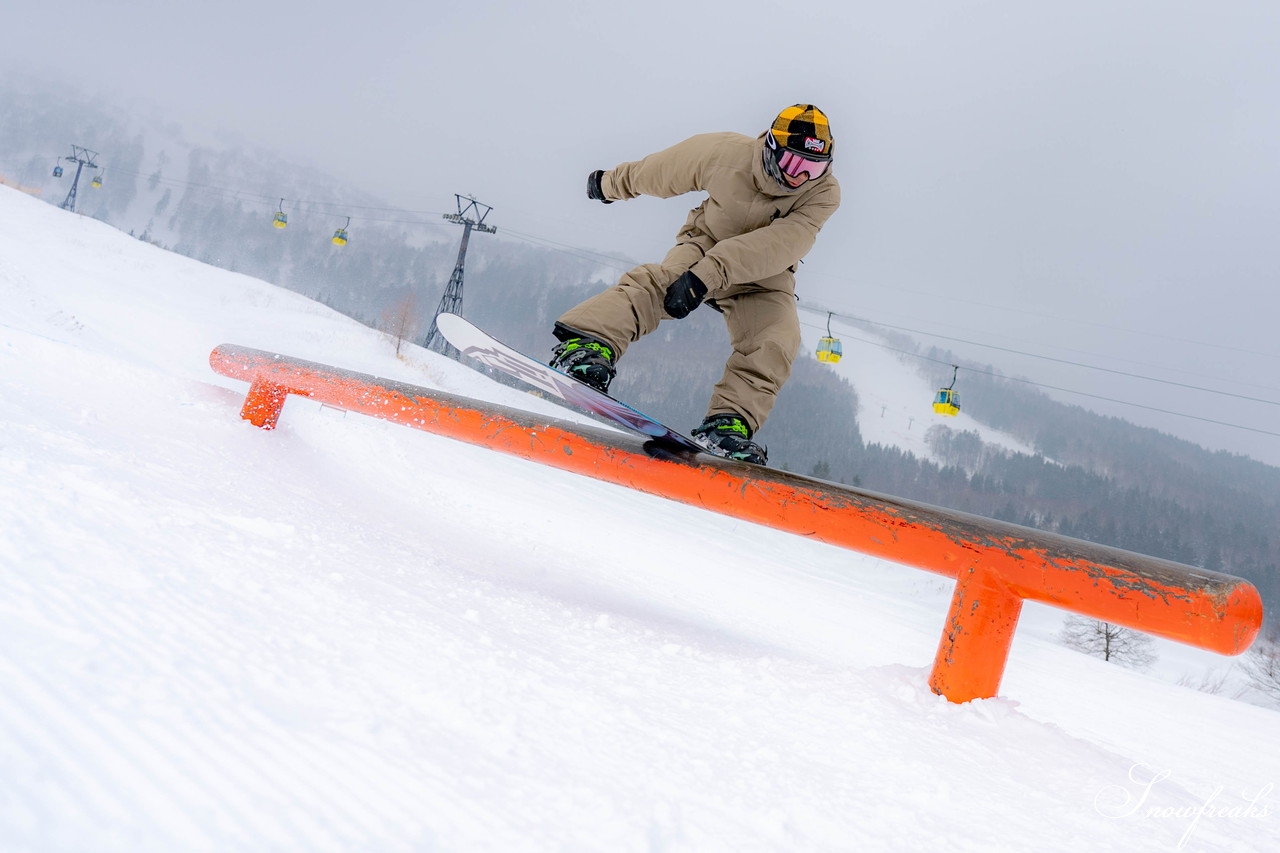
[598,131,841,294]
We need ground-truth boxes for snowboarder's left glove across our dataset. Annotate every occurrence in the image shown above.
[587,170,613,204]
[664,270,707,319]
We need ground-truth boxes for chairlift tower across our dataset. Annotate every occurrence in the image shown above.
[59,145,101,213]
[423,194,497,358]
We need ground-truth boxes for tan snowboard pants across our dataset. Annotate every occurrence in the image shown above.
[557,241,801,434]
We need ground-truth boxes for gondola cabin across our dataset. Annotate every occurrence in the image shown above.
[272,199,289,229]
[816,312,842,363]
[91,174,102,188]
[932,388,960,417]
[52,165,63,178]
[331,217,350,246]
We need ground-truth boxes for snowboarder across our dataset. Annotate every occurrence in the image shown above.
[549,105,841,465]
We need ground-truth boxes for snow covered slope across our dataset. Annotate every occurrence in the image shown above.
[801,317,1040,463]
[1,186,1276,851]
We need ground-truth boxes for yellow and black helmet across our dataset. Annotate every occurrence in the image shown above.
[768,104,834,160]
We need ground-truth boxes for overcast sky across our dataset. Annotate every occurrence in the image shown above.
[7,0,1280,462]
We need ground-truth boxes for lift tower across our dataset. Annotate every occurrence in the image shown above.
[423,195,496,358]
[59,146,101,213]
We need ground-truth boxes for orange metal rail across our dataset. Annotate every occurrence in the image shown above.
[210,344,1264,703]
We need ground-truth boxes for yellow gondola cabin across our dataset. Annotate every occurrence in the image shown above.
[332,216,350,246]
[816,311,842,363]
[932,388,960,416]
[933,365,961,416]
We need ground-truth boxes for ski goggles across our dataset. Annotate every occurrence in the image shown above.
[777,149,830,180]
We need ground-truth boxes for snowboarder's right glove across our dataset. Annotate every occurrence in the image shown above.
[587,170,613,204]
[664,270,707,319]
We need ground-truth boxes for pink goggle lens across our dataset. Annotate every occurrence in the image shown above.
[778,149,829,180]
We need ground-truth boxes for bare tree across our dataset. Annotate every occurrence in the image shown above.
[1241,635,1280,702]
[1175,667,1241,698]
[1060,615,1157,670]
[379,291,422,357]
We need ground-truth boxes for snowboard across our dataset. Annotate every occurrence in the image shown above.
[434,313,703,454]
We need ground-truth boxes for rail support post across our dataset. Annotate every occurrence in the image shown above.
[240,377,289,429]
[930,564,1025,703]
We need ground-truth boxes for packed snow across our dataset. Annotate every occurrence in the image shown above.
[1,185,1275,851]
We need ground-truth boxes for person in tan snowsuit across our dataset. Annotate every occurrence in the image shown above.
[550,105,841,465]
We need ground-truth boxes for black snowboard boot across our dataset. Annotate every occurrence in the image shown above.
[550,324,616,394]
[691,414,768,465]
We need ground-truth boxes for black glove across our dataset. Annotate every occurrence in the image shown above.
[587,170,613,204]
[664,270,707,319]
